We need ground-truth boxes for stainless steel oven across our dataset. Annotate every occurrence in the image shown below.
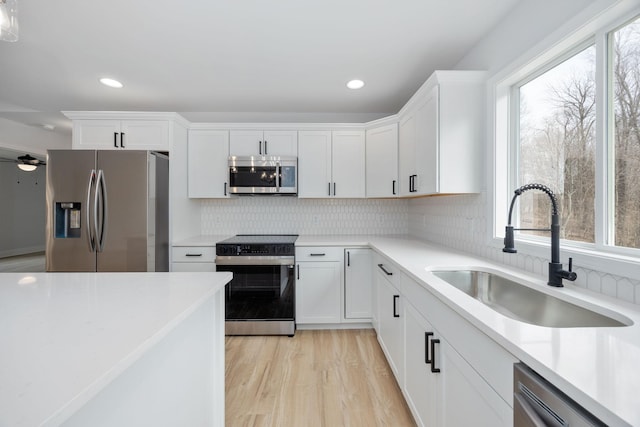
[216,235,297,336]
[228,156,297,195]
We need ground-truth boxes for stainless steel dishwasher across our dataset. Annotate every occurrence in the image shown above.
[514,363,606,427]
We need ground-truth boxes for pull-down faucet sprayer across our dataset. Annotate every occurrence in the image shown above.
[503,183,577,287]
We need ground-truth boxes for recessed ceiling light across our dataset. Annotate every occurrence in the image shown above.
[99,78,123,88]
[347,79,365,90]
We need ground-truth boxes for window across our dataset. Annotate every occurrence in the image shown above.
[612,16,640,249]
[517,45,596,243]
[505,12,640,256]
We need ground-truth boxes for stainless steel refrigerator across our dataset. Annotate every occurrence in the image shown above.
[45,150,169,272]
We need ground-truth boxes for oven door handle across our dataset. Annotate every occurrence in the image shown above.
[215,256,295,266]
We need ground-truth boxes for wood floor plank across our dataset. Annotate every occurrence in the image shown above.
[226,329,416,427]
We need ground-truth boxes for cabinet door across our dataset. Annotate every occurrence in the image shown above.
[120,120,170,150]
[405,303,439,427]
[366,123,399,198]
[298,131,332,198]
[376,272,404,385]
[296,261,341,324]
[331,130,365,198]
[398,113,416,196]
[72,120,121,149]
[344,248,372,320]
[414,86,439,195]
[229,130,263,156]
[439,337,512,427]
[188,130,230,198]
[263,130,298,156]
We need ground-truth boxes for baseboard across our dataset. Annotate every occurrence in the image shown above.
[296,322,373,330]
[0,245,45,259]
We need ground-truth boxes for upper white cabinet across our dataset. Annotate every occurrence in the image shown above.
[298,130,365,198]
[71,119,170,150]
[188,130,230,198]
[229,130,297,157]
[398,71,485,196]
[366,123,398,198]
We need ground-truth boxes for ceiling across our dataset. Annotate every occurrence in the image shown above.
[0,0,521,132]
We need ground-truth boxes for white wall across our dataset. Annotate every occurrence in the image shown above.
[0,163,47,257]
[408,0,640,305]
[0,118,71,155]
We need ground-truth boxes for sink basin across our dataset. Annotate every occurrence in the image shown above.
[431,269,632,328]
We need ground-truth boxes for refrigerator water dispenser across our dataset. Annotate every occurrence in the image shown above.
[55,202,81,238]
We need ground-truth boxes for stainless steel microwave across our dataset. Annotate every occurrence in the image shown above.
[228,156,297,195]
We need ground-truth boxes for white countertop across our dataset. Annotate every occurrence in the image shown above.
[0,271,232,427]
[297,235,640,427]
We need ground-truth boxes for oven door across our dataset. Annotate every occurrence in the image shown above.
[216,255,296,336]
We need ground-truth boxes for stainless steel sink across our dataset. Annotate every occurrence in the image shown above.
[431,269,632,328]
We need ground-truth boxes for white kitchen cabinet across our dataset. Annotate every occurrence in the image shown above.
[344,248,372,320]
[375,261,404,385]
[404,303,439,427]
[229,130,297,156]
[71,120,170,150]
[298,130,365,198]
[295,247,342,324]
[366,123,399,198]
[188,130,230,198]
[398,70,485,196]
[171,246,216,272]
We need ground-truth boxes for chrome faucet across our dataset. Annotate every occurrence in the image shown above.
[503,183,577,287]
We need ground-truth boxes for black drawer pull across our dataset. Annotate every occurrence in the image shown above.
[185,253,203,257]
[430,338,441,373]
[393,295,400,318]
[309,253,326,257]
[425,332,434,364]
[378,264,393,275]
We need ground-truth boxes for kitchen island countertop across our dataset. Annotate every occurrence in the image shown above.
[0,271,232,427]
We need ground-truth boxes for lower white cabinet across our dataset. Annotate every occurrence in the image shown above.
[375,262,404,385]
[171,246,216,272]
[344,248,372,320]
[295,247,342,324]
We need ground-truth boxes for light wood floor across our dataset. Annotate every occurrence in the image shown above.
[225,329,416,427]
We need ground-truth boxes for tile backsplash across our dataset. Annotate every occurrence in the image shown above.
[408,193,640,305]
[201,197,409,235]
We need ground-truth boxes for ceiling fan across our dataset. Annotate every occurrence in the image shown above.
[0,154,47,171]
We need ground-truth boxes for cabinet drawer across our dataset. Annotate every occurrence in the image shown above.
[374,254,401,289]
[295,246,343,262]
[172,246,215,262]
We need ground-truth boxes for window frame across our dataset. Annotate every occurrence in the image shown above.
[490,4,640,282]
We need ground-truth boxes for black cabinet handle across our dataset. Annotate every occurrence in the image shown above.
[425,332,434,364]
[430,338,441,373]
[333,182,336,196]
[328,182,331,196]
[120,132,125,148]
[392,180,396,195]
[264,140,268,154]
[393,295,400,318]
[297,264,300,280]
[224,182,227,196]
[347,251,350,267]
[309,253,326,257]
[114,132,118,148]
[377,263,393,276]
[185,253,203,257]
[259,140,262,155]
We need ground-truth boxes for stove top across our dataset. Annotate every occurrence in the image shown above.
[216,234,298,256]
[218,234,298,245]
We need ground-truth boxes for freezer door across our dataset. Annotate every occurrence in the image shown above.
[46,150,98,272]
[96,150,150,271]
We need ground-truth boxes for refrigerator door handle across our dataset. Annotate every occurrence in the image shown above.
[86,169,97,252]
[95,169,108,252]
